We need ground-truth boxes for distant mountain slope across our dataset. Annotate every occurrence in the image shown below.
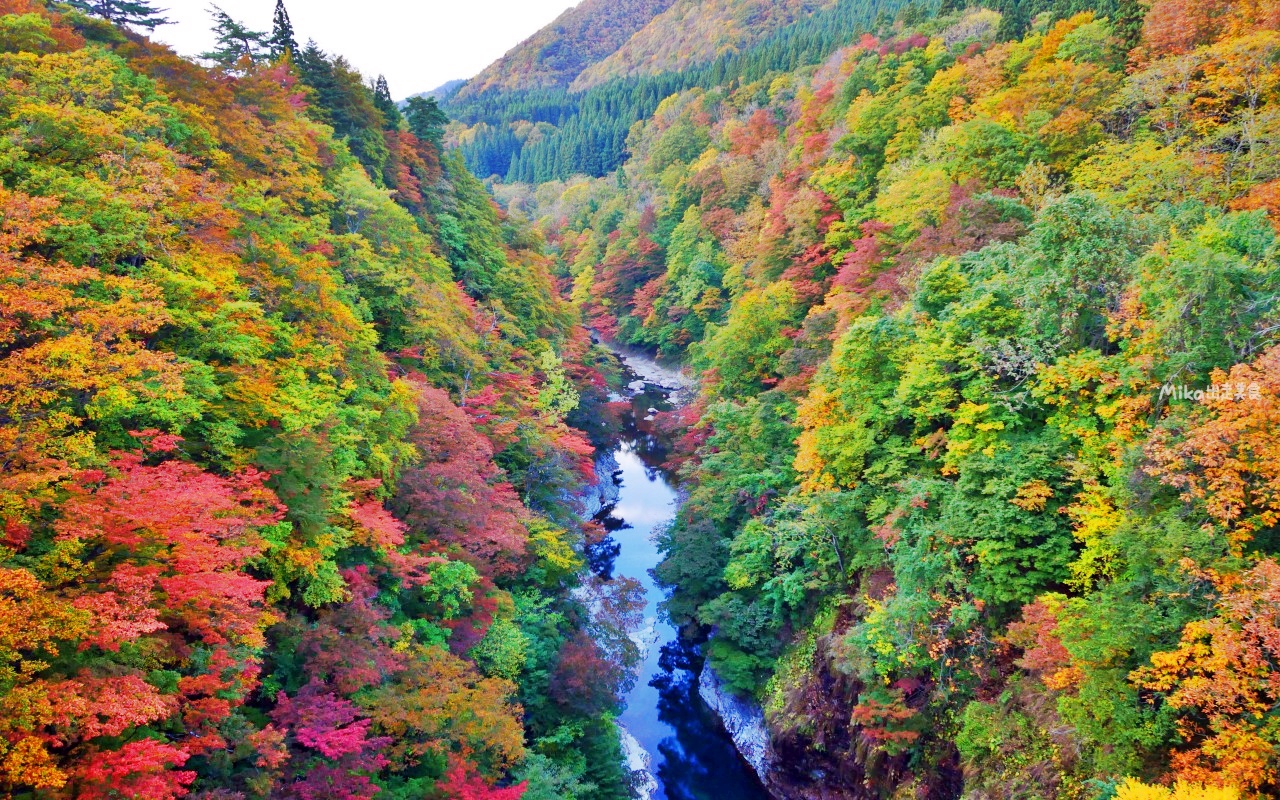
[569,0,837,90]
[446,0,918,181]
[411,78,465,101]
[457,0,677,97]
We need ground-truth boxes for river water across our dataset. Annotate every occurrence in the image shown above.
[591,376,770,800]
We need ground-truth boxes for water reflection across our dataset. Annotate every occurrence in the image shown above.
[591,386,769,800]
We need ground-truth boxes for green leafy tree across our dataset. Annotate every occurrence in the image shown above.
[695,282,799,398]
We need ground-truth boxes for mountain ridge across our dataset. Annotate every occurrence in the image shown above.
[568,0,838,91]
[405,77,465,102]
[455,0,677,97]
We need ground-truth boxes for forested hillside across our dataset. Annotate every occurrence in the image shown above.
[496,0,1280,796]
[457,0,677,98]
[445,0,1140,184]
[447,0,921,182]
[8,0,1280,797]
[568,0,838,91]
[0,2,643,798]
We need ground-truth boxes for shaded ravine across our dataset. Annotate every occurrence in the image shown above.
[590,371,770,800]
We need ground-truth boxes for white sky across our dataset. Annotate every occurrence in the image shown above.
[152,0,576,99]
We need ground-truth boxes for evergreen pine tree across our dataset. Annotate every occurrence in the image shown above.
[1109,0,1146,51]
[996,0,1030,40]
[202,5,267,67]
[267,0,297,59]
[898,1,925,26]
[372,74,402,127]
[66,0,169,29]
[294,39,332,93]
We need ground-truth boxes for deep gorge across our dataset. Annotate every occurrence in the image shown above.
[3,0,1280,798]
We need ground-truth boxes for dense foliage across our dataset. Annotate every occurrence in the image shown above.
[0,2,642,798]
[456,0,677,98]
[447,0,1143,184]
[448,0,921,182]
[502,0,1280,796]
[11,0,1280,796]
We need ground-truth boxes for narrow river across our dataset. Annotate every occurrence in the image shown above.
[591,374,770,800]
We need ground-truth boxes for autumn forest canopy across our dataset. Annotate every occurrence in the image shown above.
[4,0,1280,798]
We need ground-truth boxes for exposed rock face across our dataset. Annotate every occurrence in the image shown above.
[580,450,621,518]
[618,723,658,800]
[698,664,772,781]
[707,615,964,800]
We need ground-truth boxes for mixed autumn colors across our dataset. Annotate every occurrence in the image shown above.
[3,0,1280,798]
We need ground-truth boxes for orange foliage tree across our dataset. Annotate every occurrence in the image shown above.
[1132,559,1280,792]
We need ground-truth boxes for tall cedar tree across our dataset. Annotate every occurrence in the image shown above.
[373,74,403,126]
[268,0,296,59]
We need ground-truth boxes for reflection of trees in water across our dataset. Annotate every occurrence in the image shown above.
[647,640,769,800]
[598,510,629,533]
[657,740,714,800]
[587,375,768,800]
[625,434,669,470]
[622,387,675,470]
[653,678,763,800]
[585,535,621,578]
[588,506,628,578]
[657,638,701,675]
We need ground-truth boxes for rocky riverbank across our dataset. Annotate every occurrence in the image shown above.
[698,665,772,781]
[591,333,695,402]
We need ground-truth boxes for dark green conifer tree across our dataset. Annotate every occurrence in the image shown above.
[996,0,1031,40]
[898,1,925,25]
[202,5,267,67]
[293,39,331,95]
[267,0,297,59]
[372,74,403,126]
[1109,0,1146,50]
[406,96,449,147]
[66,0,169,29]
[294,40,390,176]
